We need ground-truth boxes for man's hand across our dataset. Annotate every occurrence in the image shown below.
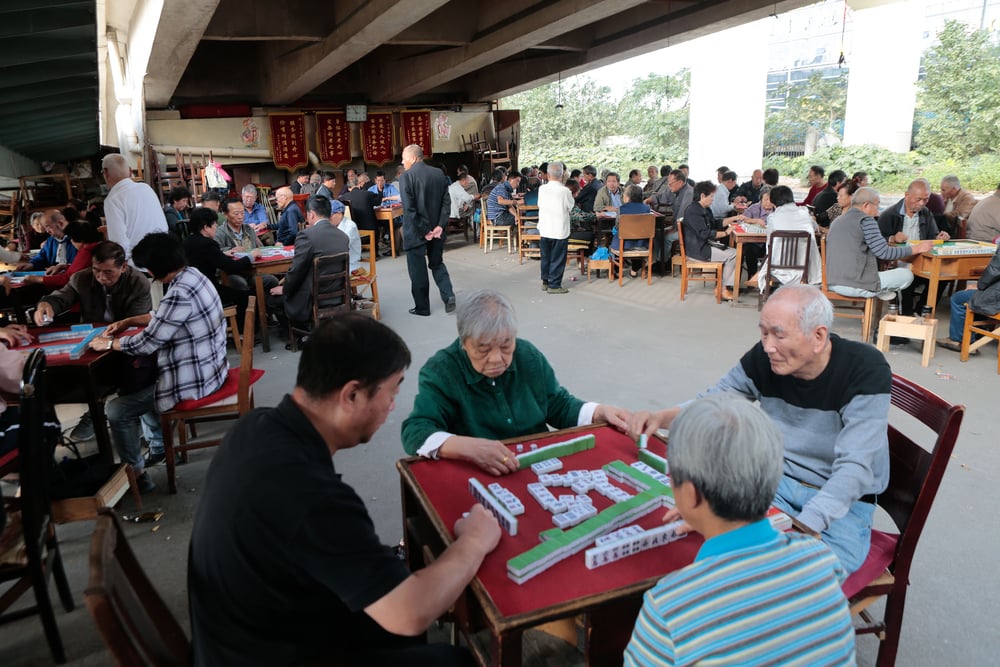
[911,240,935,255]
[454,504,502,554]
[0,325,32,348]
[892,232,908,243]
[14,262,33,271]
[937,230,950,241]
[44,263,67,276]
[627,407,680,440]
[269,285,283,296]
[104,318,133,336]
[0,276,11,296]
[88,335,113,352]
[593,404,631,431]
[661,507,692,535]
[250,248,262,259]
[440,437,519,476]
[33,302,55,326]
[424,225,443,241]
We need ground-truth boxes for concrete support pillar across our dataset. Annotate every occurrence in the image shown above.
[688,21,769,183]
[843,0,925,152]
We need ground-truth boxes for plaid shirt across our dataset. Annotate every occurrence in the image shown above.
[119,267,228,412]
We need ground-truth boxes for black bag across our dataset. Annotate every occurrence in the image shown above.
[117,353,157,396]
[50,438,114,500]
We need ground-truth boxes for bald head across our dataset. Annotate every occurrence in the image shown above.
[903,179,930,215]
[402,144,423,170]
[101,153,131,187]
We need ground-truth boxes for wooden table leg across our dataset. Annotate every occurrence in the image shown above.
[927,264,941,318]
[489,629,521,667]
[255,272,270,352]
[732,240,745,306]
[390,214,399,258]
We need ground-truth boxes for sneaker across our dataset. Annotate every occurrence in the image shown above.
[547,287,569,294]
[144,451,166,467]
[541,282,549,292]
[70,412,95,441]
[136,471,157,494]
[445,297,457,314]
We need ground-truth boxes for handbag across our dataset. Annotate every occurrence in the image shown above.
[50,437,114,500]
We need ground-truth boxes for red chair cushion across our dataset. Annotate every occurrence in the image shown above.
[0,448,17,474]
[842,529,898,598]
[172,368,265,411]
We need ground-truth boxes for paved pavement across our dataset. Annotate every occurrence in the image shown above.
[2,238,998,666]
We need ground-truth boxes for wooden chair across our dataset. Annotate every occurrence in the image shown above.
[85,508,190,666]
[479,198,513,254]
[352,230,381,320]
[222,305,242,355]
[160,298,265,494]
[842,374,964,667]
[0,350,74,664]
[960,307,1000,373]
[609,214,656,286]
[758,230,813,310]
[676,219,723,303]
[820,237,878,342]
[288,252,353,351]
[516,203,540,264]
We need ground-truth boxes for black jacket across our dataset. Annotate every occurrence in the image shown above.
[399,161,450,250]
[184,233,253,290]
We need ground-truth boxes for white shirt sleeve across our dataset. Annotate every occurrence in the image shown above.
[578,401,598,426]
[416,431,453,459]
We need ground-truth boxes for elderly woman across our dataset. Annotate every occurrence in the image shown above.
[401,290,630,475]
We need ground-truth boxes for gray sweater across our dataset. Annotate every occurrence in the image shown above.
[826,207,912,292]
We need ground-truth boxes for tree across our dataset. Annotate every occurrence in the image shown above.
[764,71,848,150]
[916,20,1000,159]
[615,71,690,161]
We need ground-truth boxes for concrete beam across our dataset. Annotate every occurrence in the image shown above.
[259,0,449,105]
[144,0,222,107]
[373,0,647,102]
[202,0,327,42]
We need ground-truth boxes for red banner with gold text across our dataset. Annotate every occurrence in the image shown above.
[316,111,351,167]
[400,110,433,158]
[360,112,395,166]
[268,113,308,171]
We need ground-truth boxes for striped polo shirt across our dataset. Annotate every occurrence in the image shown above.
[624,519,856,666]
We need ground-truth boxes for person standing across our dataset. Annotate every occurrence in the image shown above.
[399,144,455,317]
[537,162,574,294]
[100,153,168,263]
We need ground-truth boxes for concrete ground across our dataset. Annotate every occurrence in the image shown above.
[2,238,998,666]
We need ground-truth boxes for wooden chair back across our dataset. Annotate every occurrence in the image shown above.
[517,203,540,264]
[960,308,1000,372]
[759,230,813,309]
[845,374,964,666]
[612,214,655,286]
[311,252,352,323]
[479,196,512,254]
[353,230,380,320]
[85,509,191,667]
[676,219,723,303]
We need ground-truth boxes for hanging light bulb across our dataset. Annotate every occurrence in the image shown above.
[555,72,564,110]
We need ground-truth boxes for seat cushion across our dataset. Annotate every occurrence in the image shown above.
[842,529,898,598]
[171,368,265,411]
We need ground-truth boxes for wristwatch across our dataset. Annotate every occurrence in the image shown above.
[106,339,113,351]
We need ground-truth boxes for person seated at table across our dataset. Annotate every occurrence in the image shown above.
[734,169,765,204]
[4,220,102,298]
[811,170,847,227]
[316,171,337,200]
[273,186,304,245]
[448,171,476,223]
[401,289,630,475]
[163,185,192,241]
[877,179,950,315]
[966,182,1000,242]
[369,170,401,204]
[342,179,386,253]
[290,168,310,196]
[485,169,520,228]
[575,165,602,213]
[189,315,499,666]
[336,207,363,274]
[681,181,742,301]
[594,172,626,211]
[610,185,651,278]
[200,190,226,226]
[23,211,48,250]
[17,208,77,273]
[391,164,405,191]
[821,179,859,225]
[88,233,228,493]
[240,184,270,236]
[935,243,1000,354]
[755,185,821,291]
[357,173,372,191]
[710,171,738,218]
[0,325,40,457]
[184,208,259,329]
[566,180,597,247]
[624,394,855,666]
[800,165,826,208]
[741,184,774,226]
[215,198,279,294]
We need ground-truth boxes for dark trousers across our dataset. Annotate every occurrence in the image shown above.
[217,285,250,332]
[900,275,939,316]
[540,237,569,288]
[406,236,454,314]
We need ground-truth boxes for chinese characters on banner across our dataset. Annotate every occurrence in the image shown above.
[401,110,433,158]
[361,112,395,166]
[268,113,308,171]
[316,112,351,167]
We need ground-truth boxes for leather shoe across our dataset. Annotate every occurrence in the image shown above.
[445,298,456,314]
[408,307,430,317]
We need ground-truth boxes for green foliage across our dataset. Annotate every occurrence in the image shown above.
[764,71,848,149]
[500,71,689,171]
[764,145,1000,192]
[916,20,1000,159]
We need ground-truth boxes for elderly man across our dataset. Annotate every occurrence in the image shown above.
[240,184,269,236]
[734,169,765,204]
[447,171,476,221]
[625,395,855,666]
[537,162,575,294]
[645,169,691,221]
[940,175,977,236]
[575,165,602,213]
[101,153,167,262]
[190,315,499,666]
[402,289,629,474]
[17,208,77,273]
[273,186,304,245]
[800,165,826,207]
[369,170,401,204]
[629,284,893,573]
[88,233,228,493]
[827,187,933,302]
[289,168,310,195]
[966,183,1000,242]
[593,172,625,211]
[485,168,520,228]
[215,198,278,295]
[269,196,350,330]
[878,179,950,315]
[710,170,738,218]
[399,144,456,317]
